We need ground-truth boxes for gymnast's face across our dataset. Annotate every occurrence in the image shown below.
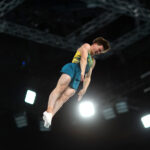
[91,43,104,55]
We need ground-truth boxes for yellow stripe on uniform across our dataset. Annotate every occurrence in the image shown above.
[72,51,81,63]
[72,50,94,71]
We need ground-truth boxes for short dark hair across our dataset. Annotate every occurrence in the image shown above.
[93,37,111,53]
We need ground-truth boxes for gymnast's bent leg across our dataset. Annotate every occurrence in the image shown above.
[43,73,71,128]
[52,86,76,117]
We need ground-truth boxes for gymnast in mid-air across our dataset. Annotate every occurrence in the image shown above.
[43,37,110,128]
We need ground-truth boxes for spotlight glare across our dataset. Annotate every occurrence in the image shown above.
[141,114,150,128]
[79,101,95,118]
[25,90,36,105]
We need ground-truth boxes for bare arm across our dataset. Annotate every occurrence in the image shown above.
[82,59,96,91]
[78,59,96,101]
[78,43,90,81]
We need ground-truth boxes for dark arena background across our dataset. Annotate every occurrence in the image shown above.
[1,0,150,150]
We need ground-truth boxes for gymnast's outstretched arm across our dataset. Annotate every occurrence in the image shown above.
[78,59,96,101]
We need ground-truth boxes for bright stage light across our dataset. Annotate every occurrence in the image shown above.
[24,90,36,104]
[141,114,150,128]
[79,101,95,118]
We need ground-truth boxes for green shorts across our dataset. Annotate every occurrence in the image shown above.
[60,63,81,90]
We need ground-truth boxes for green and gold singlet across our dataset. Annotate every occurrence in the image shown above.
[72,50,94,73]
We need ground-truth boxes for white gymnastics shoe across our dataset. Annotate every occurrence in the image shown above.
[43,111,53,128]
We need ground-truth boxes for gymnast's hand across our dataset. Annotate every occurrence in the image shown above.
[77,89,86,101]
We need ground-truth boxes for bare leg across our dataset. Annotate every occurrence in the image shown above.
[46,74,71,114]
[52,87,76,117]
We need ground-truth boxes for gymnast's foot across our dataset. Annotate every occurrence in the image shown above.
[43,111,52,128]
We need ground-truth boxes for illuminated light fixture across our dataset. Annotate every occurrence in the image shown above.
[79,101,95,118]
[143,87,150,93]
[25,90,36,104]
[103,107,116,120]
[39,120,51,131]
[14,112,28,128]
[140,70,150,79]
[115,101,128,114]
[141,114,150,128]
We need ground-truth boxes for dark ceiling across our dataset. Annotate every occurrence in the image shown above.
[1,0,150,150]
